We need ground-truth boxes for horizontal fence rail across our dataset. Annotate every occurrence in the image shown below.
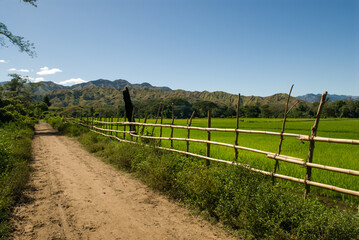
[68,116,359,198]
[92,120,359,145]
[84,120,359,145]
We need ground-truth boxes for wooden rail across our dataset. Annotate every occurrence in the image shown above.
[69,114,359,198]
[90,120,359,145]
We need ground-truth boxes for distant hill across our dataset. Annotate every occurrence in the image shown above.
[5,78,358,108]
[296,94,359,102]
[30,79,171,95]
[32,81,68,95]
[8,78,304,107]
[69,79,171,92]
[45,85,302,108]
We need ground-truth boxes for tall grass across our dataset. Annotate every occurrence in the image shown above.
[54,119,359,239]
[0,122,34,238]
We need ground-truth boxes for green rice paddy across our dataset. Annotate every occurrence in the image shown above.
[90,117,359,201]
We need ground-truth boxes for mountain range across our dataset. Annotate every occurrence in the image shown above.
[295,93,359,102]
[1,79,358,107]
[31,79,302,108]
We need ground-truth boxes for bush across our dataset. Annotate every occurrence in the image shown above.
[46,117,88,136]
[0,122,33,237]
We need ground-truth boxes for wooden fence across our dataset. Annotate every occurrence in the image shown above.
[67,91,359,198]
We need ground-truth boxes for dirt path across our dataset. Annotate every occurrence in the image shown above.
[11,123,234,240]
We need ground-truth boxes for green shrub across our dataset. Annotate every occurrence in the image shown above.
[0,122,33,238]
[46,117,88,136]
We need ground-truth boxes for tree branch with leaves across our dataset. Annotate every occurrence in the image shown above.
[0,0,38,57]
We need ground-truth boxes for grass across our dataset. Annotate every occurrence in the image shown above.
[51,117,359,239]
[90,117,359,202]
[0,122,34,239]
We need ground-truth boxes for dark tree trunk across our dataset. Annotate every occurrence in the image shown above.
[122,87,136,132]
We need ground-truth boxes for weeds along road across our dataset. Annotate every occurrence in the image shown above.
[11,123,233,240]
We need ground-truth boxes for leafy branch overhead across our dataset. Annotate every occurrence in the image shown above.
[0,0,38,57]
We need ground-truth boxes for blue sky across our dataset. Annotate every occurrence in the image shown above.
[0,0,358,96]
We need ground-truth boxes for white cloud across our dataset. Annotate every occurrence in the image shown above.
[8,68,30,73]
[0,60,6,63]
[37,66,62,75]
[24,76,45,82]
[59,78,87,86]
[34,77,45,82]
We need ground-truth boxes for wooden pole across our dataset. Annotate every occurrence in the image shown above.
[159,105,164,146]
[123,87,135,133]
[186,111,195,153]
[234,94,241,161]
[141,113,149,135]
[110,117,113,135]
[131,110,135,141]
[151,103,162,136]
[99,116,102,133]
[170,103,175,149]
[116,117,119,138]
[206,109,211,166]
[304,91,328,199]
[272,85,293,184]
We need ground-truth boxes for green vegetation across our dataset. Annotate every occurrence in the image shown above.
[88,117,359,201]
[0,74,43,238]
[50,118,359,239]
[47,88,359,120]
[28,80,358,119]
[0,122,34,238]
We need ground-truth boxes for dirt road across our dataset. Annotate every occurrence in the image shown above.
[11,123,233,240]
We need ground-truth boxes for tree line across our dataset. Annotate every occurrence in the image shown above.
[0,74,51,123]
[58,97,359,119]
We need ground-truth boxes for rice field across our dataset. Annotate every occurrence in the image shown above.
[89,117,359,201]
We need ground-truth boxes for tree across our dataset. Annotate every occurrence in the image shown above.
[0,0,37,57]
[193,101,218,117]
[43,95,51,107]
[3,74,39,105]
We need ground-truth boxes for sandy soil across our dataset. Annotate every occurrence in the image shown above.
[10,123,234,240]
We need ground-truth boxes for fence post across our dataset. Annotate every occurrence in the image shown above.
[123,87,135,134]
[131,110,135,141]
[159,105,164,146]
[186,111,195,153]
[272,85,295,184]
[110,117,113,135]
[170,103,175,149]
[141,113,148,135]
[98,116,101,133]
[123,122,126,140]
[137,114,141,140]
[234,94,241,161]
[151,103,162,136]
[116,117,119,138]
[304,91,328,199]
[206,110,211,166]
